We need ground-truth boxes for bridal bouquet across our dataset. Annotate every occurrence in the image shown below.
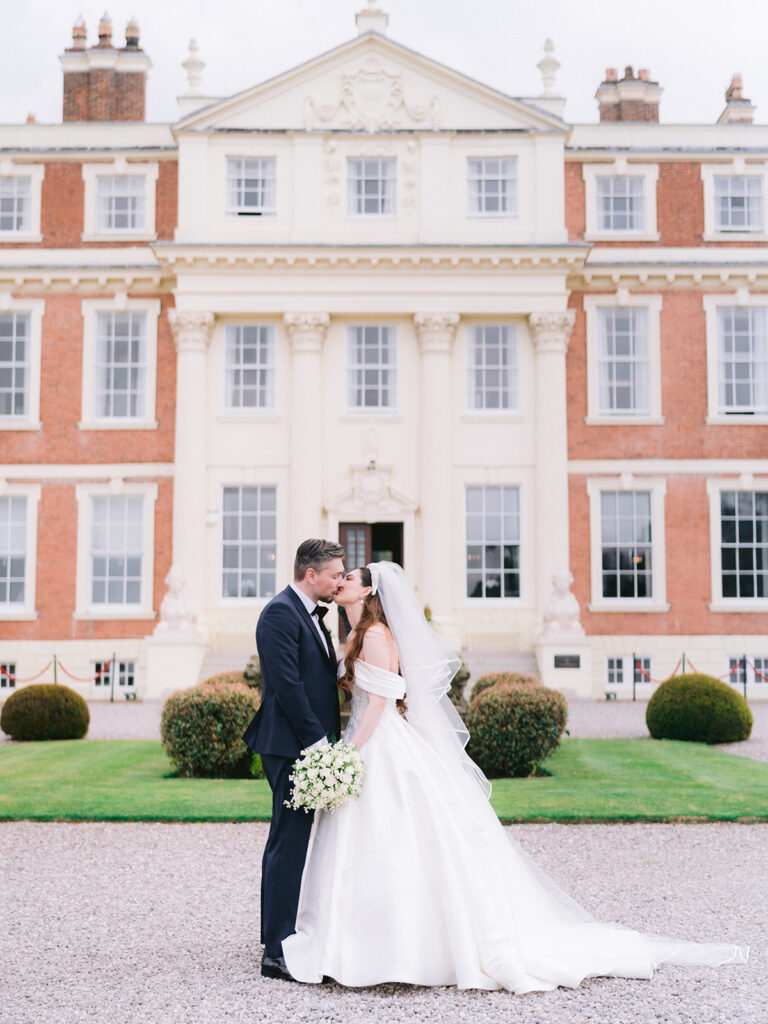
[285,741,366,813]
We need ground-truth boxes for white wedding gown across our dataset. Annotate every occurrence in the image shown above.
[282,660,749,993]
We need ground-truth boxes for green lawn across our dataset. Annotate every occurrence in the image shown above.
[0,738,766,822]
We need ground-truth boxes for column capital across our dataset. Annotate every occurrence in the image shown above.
[528,311,575,354]
[168,310,215,353]
[413,313,460,353]
[284,312,330,353]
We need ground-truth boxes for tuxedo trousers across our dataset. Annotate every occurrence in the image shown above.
[260,754,314,959]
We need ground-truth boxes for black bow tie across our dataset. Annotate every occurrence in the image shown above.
[312,606,328,621]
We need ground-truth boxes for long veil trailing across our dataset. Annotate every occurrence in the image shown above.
[372,560,491,798]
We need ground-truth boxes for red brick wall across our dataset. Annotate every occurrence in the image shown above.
[0,159,178,249]
[63,68,145,122]
[569,474,767,636]
[567,290,768,460]
[1,477,172,641]
[565,162,586,241]
[0,292,176,465]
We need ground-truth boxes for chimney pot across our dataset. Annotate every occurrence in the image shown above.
[623,65,635,81]
[97,11,113,47]
[125,17,139,48]
[638,68,650,82]
[26,112,36,123]
[72,16,87,49]
[605,67,618,82]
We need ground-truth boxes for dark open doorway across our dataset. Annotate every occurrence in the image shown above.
[338,522,403,639]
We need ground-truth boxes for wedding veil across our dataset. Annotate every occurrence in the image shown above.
[370,561,492,798]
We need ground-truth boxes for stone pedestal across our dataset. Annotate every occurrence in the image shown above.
[144,633,209,701]
[535,635,595,699]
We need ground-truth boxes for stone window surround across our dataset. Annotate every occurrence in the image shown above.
[0,161,44,242]
[700,159,768,241]
[583,293,664,424]
[0,482,40,621]
[582,160,660,242]
[703,292,768,424]
[81,159,159,242]
[706,475,768,612]
[0,297,44,431]
[73,480,158,621]
[586,475,669,612]
[79,296,160,431]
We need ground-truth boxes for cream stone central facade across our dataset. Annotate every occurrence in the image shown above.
[157,28,585,658]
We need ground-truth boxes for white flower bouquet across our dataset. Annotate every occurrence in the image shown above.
[285,741,366,813]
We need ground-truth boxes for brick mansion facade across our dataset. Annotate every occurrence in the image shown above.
[1,7,766,700]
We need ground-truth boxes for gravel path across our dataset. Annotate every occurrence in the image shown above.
[0,821,761,1024]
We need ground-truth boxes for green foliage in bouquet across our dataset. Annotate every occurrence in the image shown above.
[646,673,753,744]
[469,671,541,708]
[466,680,567,778]
[0,683,89,741]
[161,683,260,778]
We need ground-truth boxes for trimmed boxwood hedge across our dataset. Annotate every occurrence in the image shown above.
[161,683,260,778]
[466,680,567,778]
[646,673,753,744]
[0,683,89,741]
[469,671,541,708]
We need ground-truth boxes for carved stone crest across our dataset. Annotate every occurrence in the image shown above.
[304,56,441,131]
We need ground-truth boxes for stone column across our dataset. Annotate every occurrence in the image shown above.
[414,313,460,644]
[528,311,576,616]
[284,313,330,545]
[168,310,214,621]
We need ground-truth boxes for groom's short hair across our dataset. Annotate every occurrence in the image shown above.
[294,538,345,581]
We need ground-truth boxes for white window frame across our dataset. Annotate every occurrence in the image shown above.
[0,298,43,431]
[605,654,654,690]
[582,162,659,241]
[81,161,158,242]
[587,476,668,612]
[703,294,768,424]
[0,161,44,242]
[347,158,397,218]
[464,484,523,604]
[226,157,277,217]
[74,481,157,620]
[346,325,398,413]
[220,484,278,604]
[466,157,518,218]
[91,659,138,694]
[701,162,768,241]
[706,477,768,612]
[584,294,663,424]
[0,483,40,621]
[223,324,276,413]
[79,298,159,430]
[466,324,519,412]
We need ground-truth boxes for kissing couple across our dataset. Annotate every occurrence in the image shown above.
[242,538,748,993]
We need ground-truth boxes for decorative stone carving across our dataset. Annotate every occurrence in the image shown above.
[168,310,214,353]
[304,56,441,132]
[153,566,205,639]
[540,570,585,639]
[414,313,460,353]
[528,311,575,354]
[283,313,330,353]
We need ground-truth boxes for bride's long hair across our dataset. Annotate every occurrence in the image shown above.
[340,566,407,713]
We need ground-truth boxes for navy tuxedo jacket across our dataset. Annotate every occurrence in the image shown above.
[242,586,341,759]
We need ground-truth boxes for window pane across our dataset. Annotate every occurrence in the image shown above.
[720,489,768,599]
[600,490,653,600]
[346,325,397,410]
[89,495,142,606]
[466,486,520,600]
[221,485,277,598]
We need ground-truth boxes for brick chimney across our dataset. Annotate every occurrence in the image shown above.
[717,73,756,125]
[596,65,662,122]
[61,14,152,122]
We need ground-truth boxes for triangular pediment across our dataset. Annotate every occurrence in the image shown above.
[176,33,566,133]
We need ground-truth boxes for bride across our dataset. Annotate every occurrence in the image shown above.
[281,561,749,993]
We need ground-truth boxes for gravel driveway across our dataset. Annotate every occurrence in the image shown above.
[0,821,761,1024]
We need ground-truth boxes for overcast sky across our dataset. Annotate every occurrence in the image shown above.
[3,0,767,126]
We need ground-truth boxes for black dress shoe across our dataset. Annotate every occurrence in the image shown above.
[261,954,297,982]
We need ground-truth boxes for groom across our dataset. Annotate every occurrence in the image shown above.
[243,538,345,981]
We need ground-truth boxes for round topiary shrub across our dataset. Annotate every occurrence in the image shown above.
[0,683,89,741]
[202,671,247,687]
[161,683,260,778]
[466,683,567,778]
[469,671,540,708]
[646,673,753,744]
